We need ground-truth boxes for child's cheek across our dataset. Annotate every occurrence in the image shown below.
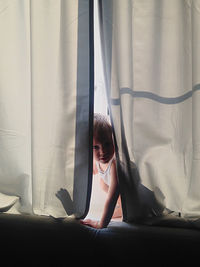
[94,151,99,160]
[109,146,114,156]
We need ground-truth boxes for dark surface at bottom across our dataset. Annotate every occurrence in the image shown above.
[1,213,200,266]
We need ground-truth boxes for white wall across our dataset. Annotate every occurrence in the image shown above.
[94,0,108,116]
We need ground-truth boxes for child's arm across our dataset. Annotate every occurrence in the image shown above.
[98,159,119,228]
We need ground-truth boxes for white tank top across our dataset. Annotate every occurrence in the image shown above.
[96,157,114,186]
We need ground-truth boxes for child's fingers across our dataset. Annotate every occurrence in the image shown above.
[80,219,100,228]
[80,219,92,225]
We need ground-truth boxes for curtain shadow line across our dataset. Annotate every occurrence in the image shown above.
[110,84,200,105]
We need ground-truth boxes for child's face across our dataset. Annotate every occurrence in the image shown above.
[93,130,114,164]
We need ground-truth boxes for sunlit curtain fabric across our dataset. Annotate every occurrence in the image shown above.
[99,0,200,222]
[0,0,93,218]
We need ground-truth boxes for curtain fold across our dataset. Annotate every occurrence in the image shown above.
[0,0,93,218]
[99,0,200,222]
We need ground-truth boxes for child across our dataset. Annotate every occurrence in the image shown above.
[81,113,122,228]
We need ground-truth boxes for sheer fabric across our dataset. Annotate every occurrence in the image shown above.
[99,0,200,222]
[0,0,93,218]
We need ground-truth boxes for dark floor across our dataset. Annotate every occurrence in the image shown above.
[1,213,200,266]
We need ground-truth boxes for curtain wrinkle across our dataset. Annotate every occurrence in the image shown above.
[73,0,93,219]
[100,0,200,222]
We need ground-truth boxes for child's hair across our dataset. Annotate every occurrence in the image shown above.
[93,113,112,140]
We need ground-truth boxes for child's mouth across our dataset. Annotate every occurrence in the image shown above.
[100,155,110,162]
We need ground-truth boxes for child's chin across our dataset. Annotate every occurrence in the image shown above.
[100,158,110,164]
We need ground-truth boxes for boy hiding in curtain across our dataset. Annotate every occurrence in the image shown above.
[81,113,122,228]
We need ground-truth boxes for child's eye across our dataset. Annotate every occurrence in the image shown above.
[93,145,99,150]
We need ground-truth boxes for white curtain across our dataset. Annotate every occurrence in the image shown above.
[0,0,93,218]
[99,0,200,222]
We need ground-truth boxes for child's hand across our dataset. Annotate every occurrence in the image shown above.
[80,219,100,229]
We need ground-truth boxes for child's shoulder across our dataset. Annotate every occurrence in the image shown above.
[111,157,116,165]
[110,157,117,171]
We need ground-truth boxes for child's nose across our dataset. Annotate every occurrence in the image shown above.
[99,147,104,154]
[101,145,107,154]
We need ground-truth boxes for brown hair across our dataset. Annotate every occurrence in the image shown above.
[93,113,112,140]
